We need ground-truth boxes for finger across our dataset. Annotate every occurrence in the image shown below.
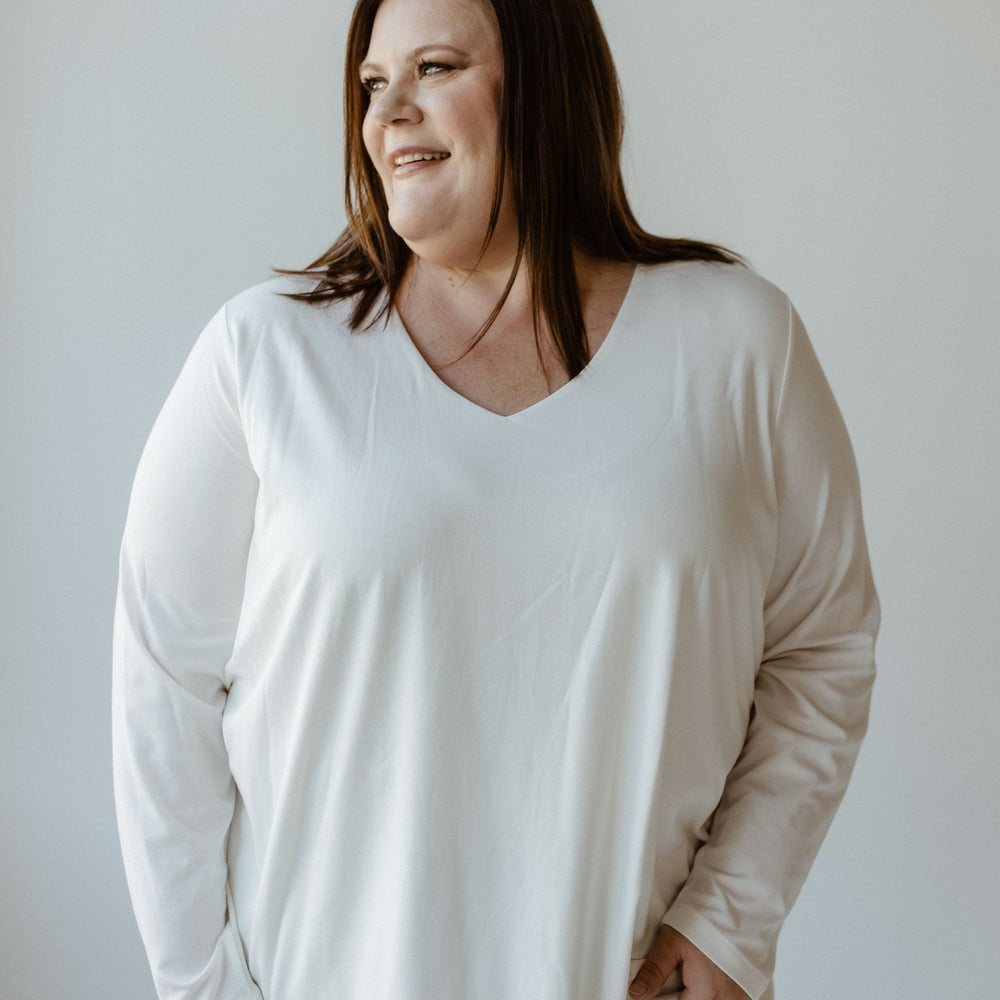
[628,927,683,999]
[628,957,669,999]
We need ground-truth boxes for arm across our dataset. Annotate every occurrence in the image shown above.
[113,304,264,1000]
[637,300,879,999]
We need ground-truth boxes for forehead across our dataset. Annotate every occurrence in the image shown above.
[364,0,500,58]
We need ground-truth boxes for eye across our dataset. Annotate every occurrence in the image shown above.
[360,75,386,95]
[418,61,454,78]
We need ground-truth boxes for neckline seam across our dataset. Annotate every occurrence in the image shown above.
[388,263,643,423]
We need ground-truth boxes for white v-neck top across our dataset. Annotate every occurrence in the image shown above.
[113,262,878,1000]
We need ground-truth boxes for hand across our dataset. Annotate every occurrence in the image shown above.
[628,925,750,1000]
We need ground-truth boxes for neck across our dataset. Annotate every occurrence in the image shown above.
[402,249,532,325]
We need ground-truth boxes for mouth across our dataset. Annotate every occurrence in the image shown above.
[390,148,451,169]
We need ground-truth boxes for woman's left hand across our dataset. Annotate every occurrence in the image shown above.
[628,925,750,1000]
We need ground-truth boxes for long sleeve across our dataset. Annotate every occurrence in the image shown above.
[662,300,879,998]
[112,304,264,1000]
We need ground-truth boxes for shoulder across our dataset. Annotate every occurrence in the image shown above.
[194,275,373,376]
[220,275,358,345]
[182,276,379,403]
[616,262,799,407]
[631,261,792,353]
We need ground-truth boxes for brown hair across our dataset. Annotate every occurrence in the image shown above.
[284,0,742,377]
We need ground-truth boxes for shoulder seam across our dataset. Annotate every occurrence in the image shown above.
[220,298,248,435]
[773,295,795,434]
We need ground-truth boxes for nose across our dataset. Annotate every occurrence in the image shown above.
[369,77,423,128]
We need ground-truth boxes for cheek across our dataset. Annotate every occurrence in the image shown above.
[361,115,381,171]
[466,93,501,157]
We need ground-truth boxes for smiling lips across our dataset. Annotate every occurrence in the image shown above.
[390,148,451,170]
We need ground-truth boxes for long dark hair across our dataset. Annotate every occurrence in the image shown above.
[284,0,741,377]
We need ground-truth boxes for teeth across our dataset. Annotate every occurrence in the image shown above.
[394,152,450,166]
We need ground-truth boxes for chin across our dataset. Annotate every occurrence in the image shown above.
[387,194,515,267]
[391,220,476,262]
[387,208,441,245]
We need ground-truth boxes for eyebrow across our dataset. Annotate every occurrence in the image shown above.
[359,44,470,75]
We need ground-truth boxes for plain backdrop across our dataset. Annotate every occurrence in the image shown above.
[2,0,998,997]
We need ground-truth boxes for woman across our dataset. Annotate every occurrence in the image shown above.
[113,0,878,998]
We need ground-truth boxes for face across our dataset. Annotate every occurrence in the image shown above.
[360,0,516,268]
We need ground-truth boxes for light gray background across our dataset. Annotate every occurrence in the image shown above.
[2,0,998,996]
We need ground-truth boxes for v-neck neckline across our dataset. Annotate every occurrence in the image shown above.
[388,264,641,422]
